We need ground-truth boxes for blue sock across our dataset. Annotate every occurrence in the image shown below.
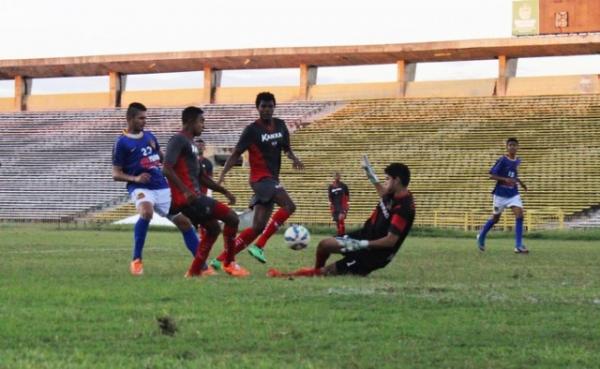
[479,219,496,244]
[181,228,200,256]
[133,217,150,260]
[515,217,524,247]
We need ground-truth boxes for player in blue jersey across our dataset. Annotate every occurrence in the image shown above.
[112,102,201,275]
[477,138,529,254]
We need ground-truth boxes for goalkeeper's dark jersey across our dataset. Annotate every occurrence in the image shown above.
[360,191,415,255]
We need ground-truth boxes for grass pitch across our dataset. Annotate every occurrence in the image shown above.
[1,225,599,369]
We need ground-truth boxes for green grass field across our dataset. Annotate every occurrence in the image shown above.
[1,224,599,369]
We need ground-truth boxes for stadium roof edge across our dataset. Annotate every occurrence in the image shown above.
[1,34,600,79]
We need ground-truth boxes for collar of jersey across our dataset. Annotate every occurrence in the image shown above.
[122,129,144,139]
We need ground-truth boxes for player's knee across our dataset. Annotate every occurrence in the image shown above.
[284,202,296,214]
[206,224,221,237]
[252,222,267,234]
[139,209,153,220]
[226,211,239,228]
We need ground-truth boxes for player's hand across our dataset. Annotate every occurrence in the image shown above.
[292,158,304,170]
[223,190,236,205]
[183,190,197,205]
[519,180,528,192]
[336,236,368,253]
[338,212,346,221]
[135,173,151,184]
[361,155,379,184]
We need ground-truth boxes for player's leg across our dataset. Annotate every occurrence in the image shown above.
[337,212,346,236]
[154,188,200,256]
[246,202,275,262]
[254,188,296,250]
[187,218,221,277]
[477,196,504,251]
[212,202,271,268]
[511,204,528,253]
[315,236,344,268]
[210,201,250,276]
[130,189,155,275]
[267,234,358,278]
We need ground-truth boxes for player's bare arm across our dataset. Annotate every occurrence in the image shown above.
[489,174,517,185]
[286,150,304,170]
[163,165,197,205]
[517,179,528,191]
[218,148,243,184]
[112,165,150,184]
[199,173,236,205]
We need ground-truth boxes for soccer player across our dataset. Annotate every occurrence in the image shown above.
[328,172,350,236]
[195,138,213,242]
[195,138,214,196]
[112,102,200,276]
[214,91,304,266]
[162,106,247,277]
[269,158,415,277]
[477,137,529,253]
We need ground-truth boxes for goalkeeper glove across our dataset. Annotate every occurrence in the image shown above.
[361,155,379,184]
[335,236,369,253]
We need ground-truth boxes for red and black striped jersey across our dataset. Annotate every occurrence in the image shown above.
[164,131,205,208]
[328,181,350,211]
[235,118,290,183]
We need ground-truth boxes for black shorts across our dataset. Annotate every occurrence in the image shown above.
[334,230,392,276]
[170,196,217,227]
[249,178,286,208]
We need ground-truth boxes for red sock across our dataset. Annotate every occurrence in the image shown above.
[222,225,237,265]
[255,208,291,248]
[199,226,207,242]
[188,233,218,275]
[336,219,345,236]
[292,267,321,277]
[217,227,258,262]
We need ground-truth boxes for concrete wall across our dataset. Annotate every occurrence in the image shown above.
[215,86,298,104]
[506,75,600,96]
[309,82,399,100]
[405,79,497,98]
[0,98,14,111]
[2,75,600,111]
[27,93,110,111]
[121,88,204,107]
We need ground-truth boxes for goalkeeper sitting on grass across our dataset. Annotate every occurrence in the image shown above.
[268,157,416,277]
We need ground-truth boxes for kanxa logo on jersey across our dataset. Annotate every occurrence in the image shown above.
[261,132,283,143]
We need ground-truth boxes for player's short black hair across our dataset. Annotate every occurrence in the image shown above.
[181,106,204,125]
[506,137,519,145]
[255,91,276,108]
[126,102,146,120]
[385,163,410,187]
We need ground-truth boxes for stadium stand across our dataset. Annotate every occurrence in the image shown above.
[2,95,599,230]
[0,102,337,221]
[209,95,600,230]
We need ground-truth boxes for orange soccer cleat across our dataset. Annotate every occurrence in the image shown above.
[130,258,144,276]
[223,262,250,277]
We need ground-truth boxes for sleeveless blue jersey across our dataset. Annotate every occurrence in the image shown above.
[112,131,169,193]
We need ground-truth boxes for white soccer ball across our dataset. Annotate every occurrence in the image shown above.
[283,224,310,250]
